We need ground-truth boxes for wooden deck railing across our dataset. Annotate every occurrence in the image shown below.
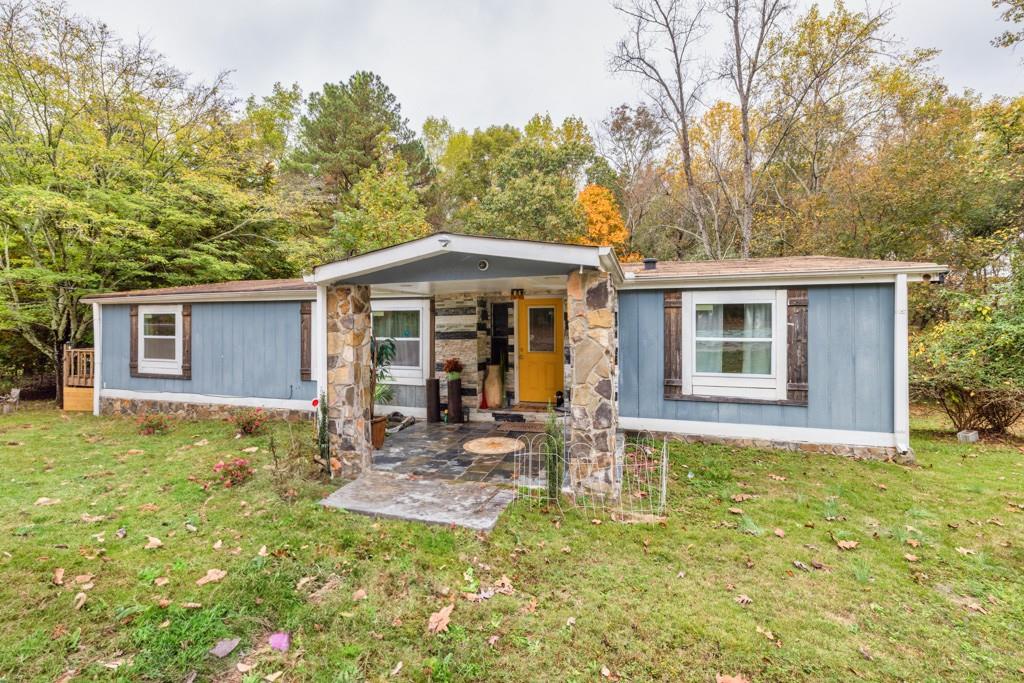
[63,346,95,388]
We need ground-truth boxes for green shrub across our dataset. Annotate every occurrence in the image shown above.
[911,281,1024,432]
[544,407,564,501]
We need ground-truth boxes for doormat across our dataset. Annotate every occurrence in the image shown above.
[495,422,548,433]
[463,436,524,455]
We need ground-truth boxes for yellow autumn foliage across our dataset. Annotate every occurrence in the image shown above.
[576,184,639,260]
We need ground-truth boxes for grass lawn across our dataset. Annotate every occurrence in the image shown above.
[0,405,1021,682]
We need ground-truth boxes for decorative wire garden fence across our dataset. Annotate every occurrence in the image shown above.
[511,428,669,522]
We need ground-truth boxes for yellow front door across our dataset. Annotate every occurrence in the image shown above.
[516,298,564,404]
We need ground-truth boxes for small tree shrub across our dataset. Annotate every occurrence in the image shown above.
[213,458,255,488]
[911,283,1024,433]
[544,407,565,501]
[137,414,172,436]
[230,408,267,436]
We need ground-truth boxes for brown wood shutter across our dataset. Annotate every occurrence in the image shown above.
[180,304,192,380]
[300,301,312,381]
[786,288,808,402]
[129,304,139,377]
[664,290,684,399]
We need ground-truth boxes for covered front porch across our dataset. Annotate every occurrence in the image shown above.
[307,233,624,494]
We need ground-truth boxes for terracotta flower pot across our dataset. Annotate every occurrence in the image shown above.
[371,415,387,449]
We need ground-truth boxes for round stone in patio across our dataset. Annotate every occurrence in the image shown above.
[462,436,524,455]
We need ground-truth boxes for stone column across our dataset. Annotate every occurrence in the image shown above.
[325,284,373,476]
[566,270,618,494]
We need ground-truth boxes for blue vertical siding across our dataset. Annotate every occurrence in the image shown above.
[101,302,316,401]
[617,284,895,433]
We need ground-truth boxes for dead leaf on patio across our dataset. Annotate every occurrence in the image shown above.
[352,588,367,601]
[73,592,87,610]
[735,594,752,606]
[80,513,106,523]
[836,540,859,550]
[904,554,919,562]
[427,604,453,634]
[144,536,162,550]
[728,507,743,515]
[34,497,60,506]
[773,528,785,538]
[716,674,750,683]
[195,568,226,586]
[52,567,65,585]
[731,493,753,502]
[955,547,976,556]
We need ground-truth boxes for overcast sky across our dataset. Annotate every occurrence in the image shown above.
[74,0,1023,133]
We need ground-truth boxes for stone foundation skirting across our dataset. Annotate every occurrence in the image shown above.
[635,431,915,465]
[100,397,313,422]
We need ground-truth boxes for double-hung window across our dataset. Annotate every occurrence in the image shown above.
[681,290,788,400]
[138,304,183,376]
[372,299,430,385]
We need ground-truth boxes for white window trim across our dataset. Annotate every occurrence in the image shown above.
[137,304,183,376]
[372,298,431,386]
[680,289,788,401]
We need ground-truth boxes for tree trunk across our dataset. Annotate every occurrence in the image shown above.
[53,340,64,409]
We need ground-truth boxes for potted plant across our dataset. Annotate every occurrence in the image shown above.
[370,338,396,449]
[443,357,464,422]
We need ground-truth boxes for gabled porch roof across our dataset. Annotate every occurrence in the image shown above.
[304,232,624,290]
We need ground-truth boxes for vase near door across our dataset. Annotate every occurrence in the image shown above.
[484,364,503,409]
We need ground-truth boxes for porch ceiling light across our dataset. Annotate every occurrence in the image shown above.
[478,259,489,271]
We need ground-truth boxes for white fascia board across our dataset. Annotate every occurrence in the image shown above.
[92,303,102,416]
[84,290,315,305]
[618,416,898,448]
[99,388,315,412]
[310,233,606,285]
[619,267,946,290]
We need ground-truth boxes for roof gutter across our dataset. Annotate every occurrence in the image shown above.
[82,289,316,305]
[619,264,949,289]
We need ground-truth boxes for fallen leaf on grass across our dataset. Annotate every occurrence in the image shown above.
[53,568,65,585]
[236,662,253,673]
[955,547,976,556]
[154,576,169,587]
[566,616,576,627]
[731,493,753,502]
[73,592,87,610]
[34,497,60,506]
[389,661,403,677]
[793,560,811,572]
[768,474,786,481]
[904,554,919,562]
[138,503,159,512]
[212,540,222,550]
[836,540,859,550]
[487,634,499,647]
[716,675,750,683]
[735,594,752,606]
[144,536,162,550]
[859,645,874,661]
[80,513,106,523]
[601,665,620,680]
[296,576,315,591]
[265,672,283,682]
[352,588,367,601]
[241,446,259,453]
[196,569,226,586]
[257,545,268,557]
[728,507,744,515]
[208,637,239,658]
[193,439,208,447]
[773,528,785,538]
[74,574,93,585]
[906,538,920,548]
[125,449,144,456]
[428,604,454,634]
[182,602,202,609]
[269,632,290,651]
[756,624,775,641]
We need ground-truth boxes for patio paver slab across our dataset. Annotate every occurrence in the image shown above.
[320,471,515,531]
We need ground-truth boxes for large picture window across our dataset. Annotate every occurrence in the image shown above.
[372,299,430,385]
[682,290,788,400]
[138,304,183,375]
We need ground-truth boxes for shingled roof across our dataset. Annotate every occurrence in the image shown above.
[82,278,314,302]
[621,255,946,281]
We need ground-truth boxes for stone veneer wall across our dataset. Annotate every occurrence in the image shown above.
[566,270,618,493]
[99,397,312,422]
[434,294,482,410]
[325,284,373,476]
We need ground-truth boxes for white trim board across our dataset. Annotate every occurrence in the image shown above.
[619,271,942,290]
[99,388,315,412]
[84,290,315,305]
[92,302,102,416]
[618,416,898,448]
[893,273,910,453]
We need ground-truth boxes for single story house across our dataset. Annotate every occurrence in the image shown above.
[82,232,946,485]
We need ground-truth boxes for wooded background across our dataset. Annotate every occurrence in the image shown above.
[1,0,1023,403]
